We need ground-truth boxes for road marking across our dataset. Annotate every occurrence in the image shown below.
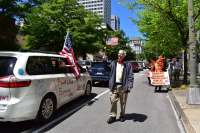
[167,94,186,133]
[90,89,110,102]
[31,89,110,133]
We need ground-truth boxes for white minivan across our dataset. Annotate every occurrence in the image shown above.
[0,51,92,122]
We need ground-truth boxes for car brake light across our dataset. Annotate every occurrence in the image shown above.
[0,81,10,88]
[0,81,31,88]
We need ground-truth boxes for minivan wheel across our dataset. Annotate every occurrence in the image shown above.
[37,95,55,122]
[85,82,92,96]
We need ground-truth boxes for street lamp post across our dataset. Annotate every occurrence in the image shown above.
[187,0,200,104]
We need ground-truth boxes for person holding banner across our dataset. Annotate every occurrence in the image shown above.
[107,50,134,124]
[154,55,167,92]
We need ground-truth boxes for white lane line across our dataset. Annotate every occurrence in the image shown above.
[91,89,110,101]
[167,94,186,133]
[32,89,110,133]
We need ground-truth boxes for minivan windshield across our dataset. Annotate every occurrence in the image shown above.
[0,57,17,76]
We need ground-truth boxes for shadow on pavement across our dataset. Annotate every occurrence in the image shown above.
[92,81,109,88]
[154,89,169,93]
[38,93,98,132]
[120,113,147,122]
[0,120,34,133]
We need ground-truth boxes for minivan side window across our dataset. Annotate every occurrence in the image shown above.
[26,56,50,75]
[0,57,16,76]
[26,56,72,75]
[57,58,71,74]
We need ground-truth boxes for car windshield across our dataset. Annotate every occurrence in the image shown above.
[0,57,17,76]
[91,62,110,69]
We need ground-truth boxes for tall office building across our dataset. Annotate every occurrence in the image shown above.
[111,15,120,31]
[77,0,111,26]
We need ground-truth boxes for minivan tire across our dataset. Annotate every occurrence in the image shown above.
[37,95,56,123]
[85,82,92,96]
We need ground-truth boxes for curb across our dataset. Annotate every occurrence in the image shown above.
[168,91,196,133]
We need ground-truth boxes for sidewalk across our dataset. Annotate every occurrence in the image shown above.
[169,88,200,133]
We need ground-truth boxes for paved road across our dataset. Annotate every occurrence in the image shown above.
[46,71,182,133]
[0,71,183,133]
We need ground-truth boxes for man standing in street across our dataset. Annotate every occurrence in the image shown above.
[107,50,134,124]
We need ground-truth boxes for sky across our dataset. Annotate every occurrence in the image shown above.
[111,1,142,39]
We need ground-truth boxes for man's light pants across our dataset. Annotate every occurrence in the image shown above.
[109,85,128,117]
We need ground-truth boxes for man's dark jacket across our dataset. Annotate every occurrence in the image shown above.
[109,61,134,92]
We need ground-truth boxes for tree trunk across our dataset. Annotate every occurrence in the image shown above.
[183,49,188,84]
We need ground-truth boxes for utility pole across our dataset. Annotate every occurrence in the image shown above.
[187,0,200,104]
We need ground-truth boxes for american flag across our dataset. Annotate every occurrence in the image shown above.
[59,32,80,78]
[106,37,119,46]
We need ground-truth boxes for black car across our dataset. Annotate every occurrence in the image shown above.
[88,61,111,84]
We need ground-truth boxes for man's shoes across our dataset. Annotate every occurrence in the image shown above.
[107,117,116,124]
[119,115,125,122]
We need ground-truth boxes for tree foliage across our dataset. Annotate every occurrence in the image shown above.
[127,0,189,57]
[21,0,107,57]
[125,0,200,82]
[0,0,22,50]
[0,0,48,50]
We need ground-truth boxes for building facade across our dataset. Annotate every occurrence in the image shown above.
[128,37,144,54]
[111,15,120,31]
[77,0,111,26]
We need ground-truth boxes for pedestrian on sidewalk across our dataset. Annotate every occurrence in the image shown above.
[167,58,175,81]
[107,50,134,124]
[173,58,182,81]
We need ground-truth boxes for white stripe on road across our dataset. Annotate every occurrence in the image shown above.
[167,94,186,133]
[90,89,110,102]
[31,89,110,133]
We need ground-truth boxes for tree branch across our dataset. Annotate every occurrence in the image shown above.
[194,9,200,21]
[143,0,186,41]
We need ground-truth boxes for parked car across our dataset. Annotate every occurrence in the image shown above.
[78,60,92,70]
[88,61,111,84]
[129,61,140,73]
[0,51,92,122]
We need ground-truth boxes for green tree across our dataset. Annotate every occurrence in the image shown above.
[0,0,48,50]
[22,0,105,57]
[138,11,183,57]
[124,0,200,83]
[0,0,23,50]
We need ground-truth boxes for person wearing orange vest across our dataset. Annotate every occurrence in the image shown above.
[155,55,165,72]
[154,55,166,92]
